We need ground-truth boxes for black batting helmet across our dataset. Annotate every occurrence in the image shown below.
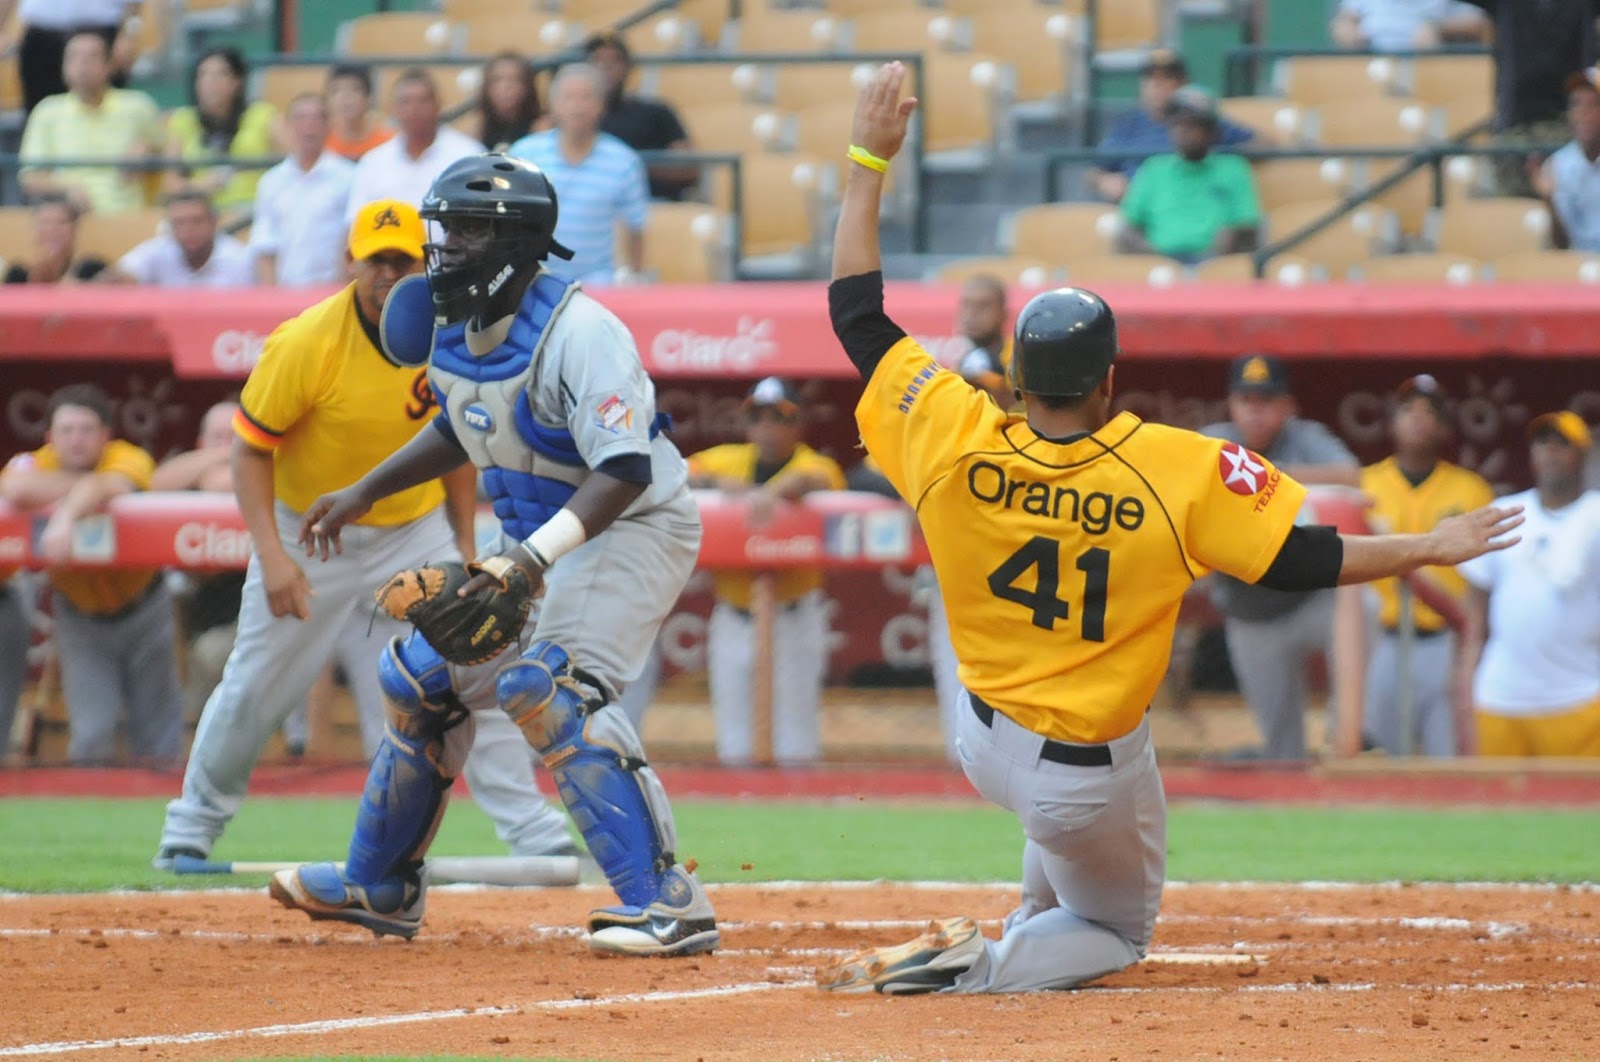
[1008,288,1118,399]
[419,153,574,323]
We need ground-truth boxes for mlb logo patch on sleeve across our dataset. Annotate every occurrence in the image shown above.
[596,395,633,434]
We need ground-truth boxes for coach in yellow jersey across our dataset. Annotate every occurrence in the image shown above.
[156,199,574,868]
[815,63,1524,995]
[1359,376,1492,757]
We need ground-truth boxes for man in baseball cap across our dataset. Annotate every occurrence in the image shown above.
[346,198,426,335]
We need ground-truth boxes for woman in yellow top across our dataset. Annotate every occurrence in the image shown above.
[162,47,279,221]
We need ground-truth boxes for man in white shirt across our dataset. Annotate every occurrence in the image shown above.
[1330,0,1487,51]
[345,68,483,222]
[107,191,254,287]
[1459,411,1600,756]
[1533,69,1600,254]
[251,93,354,287]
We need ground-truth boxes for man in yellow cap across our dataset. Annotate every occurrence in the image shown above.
[155,199,578,868]
[1458,410,1600,756]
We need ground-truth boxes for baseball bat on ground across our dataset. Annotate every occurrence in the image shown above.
[171,854,581,887]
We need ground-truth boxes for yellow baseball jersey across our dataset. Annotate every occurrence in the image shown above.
[861,337,1307,744]
[1360,457,1493,632]
[234,284,444,525]
[17,440,158,615]
[688,442,847,609]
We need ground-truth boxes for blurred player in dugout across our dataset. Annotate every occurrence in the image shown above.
[0,383,183,765]
[687,378,845,766]
[1357,376,1492,757]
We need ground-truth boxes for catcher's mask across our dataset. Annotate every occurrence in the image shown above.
[419,153,574,326]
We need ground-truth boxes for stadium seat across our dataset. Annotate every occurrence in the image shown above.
[1251,157,1354,212]
[1190,252,1321,285]
[730,8,842,52]
[1061,254,1184,286]
[0,55,20,115]
[1216,97,1308,146]
[844,9,953,53]
[963,6,1075,103]
[1072,0,1162,51]
[672,0,731,45]
[712,152,832,262]
[459,13,581,56]
[645,62,761,112]
[255,64,330,113]
[921,51,1007,156]
[1488,250,1600,282]
[78,210,165,262]
[823,0,925,15]
[337,13,460,57]
[680,102,787,154]
[619,12,701,55]
[929,255,1056,286]
[1265,199,1398,275]
[1312,97,1436,148]
[1350,253,1479,283]
[550,0,657,29]
[1428,198,1552,260]
[441,0,534,16]
[1275,55,1396,107]
[769,61,872,112]
[376,64,479,113]
[622,203,733,283]
[1406,54,1493,114]
[1002,202,1122,265]
[0,206,33,263]
[1360,153,1487,237]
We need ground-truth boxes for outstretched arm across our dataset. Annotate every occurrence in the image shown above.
[1254,505,1524,592]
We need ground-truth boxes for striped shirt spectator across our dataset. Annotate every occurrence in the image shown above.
[508,63,647,286]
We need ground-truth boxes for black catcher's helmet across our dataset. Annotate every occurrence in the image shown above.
[419,153,574,324]
[1009,287,1119,399]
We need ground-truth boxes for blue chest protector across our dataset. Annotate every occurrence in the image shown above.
[428,274,667,541]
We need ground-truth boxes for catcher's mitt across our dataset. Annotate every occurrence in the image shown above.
[374,561,533,666]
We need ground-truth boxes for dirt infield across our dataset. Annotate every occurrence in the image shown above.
[3,883,1597,1061]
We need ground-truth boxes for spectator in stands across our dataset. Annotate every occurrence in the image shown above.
[0,0,136,115]
[1117,87,1260,264]
[467,51,542,153]
[0,383,183,766]
[250,93,354,286]
[1200,354,1361,760]
[1532,69,1600,252]
[161,46,280,226]
[1087,50,1252,204]
[509,62,648,285]
[1359,376,1494,757]
[324,63,393,162]
[583,32,697,201]
[1331,0,1489,51]
[953,274,1015,409]
[3,194,106,283]
[1463,0,1598,197]
[687,378,845,766]
[345,67,483,223]
[1460,411,1600,756]
[17,30,162,214]
[106,190,254,287]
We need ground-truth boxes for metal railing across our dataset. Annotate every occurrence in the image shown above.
[1220,44,1492,100]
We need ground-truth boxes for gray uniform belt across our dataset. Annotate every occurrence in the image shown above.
[968,693,1113,767]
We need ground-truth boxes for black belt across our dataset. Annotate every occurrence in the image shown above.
[969,694,1113,767]
[1381,625,1450,640]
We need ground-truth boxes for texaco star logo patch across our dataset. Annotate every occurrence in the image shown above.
[1218,442,1267,496]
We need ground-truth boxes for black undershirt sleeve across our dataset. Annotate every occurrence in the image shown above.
[1255,524,1345,592]
[596,453,653,485]
[828,271,908,380]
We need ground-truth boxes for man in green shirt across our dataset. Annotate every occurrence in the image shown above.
[18,31,163,215]
[1117,86,1260,264]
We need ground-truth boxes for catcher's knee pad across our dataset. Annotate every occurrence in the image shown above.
[347,635,463,883]
[498,640,677,908]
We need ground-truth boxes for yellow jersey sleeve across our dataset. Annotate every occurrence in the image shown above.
[236,321,328,450]
[97,440,154,490]
[856,336,1004,508]
[1182,437,1308,583]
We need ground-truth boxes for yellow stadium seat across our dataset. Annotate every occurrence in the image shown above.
[1085,0,1162,50]
[0,55,20,114]
[680,102,787,154]
[459,13,582,56]
[1350,253,1479,283]
[1190,252,1321,285]
[964,6,1076,103]
[714,152,831,260]
[1062,254,1184,286]
[1265,199,1397,275]
[622,203,733,283]
[1003,202,1122,265]
[0,206,34,263]
[845,9,950,53]
[78,210,165,263]
[256,64,331,113]
[1276,55,1396,106]
[1216,97,1308,146]
[1429,198,1552,260]
[823,0,925,16]
[930,255,1057,286]
[1489,250,1600,282]
[769,61,872,112]
[338,12,459,57]
[672,0,731,45]
[922,51,1005,155]
[440,0,534,17]
[620,12,702,55]
[732,8,842,52]
[1313,97,1436,147]
[1252,157,1355,212]
[1406,54,1493,112]
[551,0,655,29]
[646,62,761,112]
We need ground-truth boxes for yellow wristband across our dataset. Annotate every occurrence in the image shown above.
[847,145,890,173]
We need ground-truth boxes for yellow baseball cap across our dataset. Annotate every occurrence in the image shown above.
[1528,410,1593,450]
[348,199,426,261]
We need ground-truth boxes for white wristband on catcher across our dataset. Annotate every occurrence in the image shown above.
[522,508,587,569]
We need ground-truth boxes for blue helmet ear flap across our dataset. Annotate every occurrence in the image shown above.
[379,273,437,368]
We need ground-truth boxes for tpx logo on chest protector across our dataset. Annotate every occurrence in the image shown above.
[463,403,494,431]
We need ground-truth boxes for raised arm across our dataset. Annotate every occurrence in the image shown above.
[831,62,917,283]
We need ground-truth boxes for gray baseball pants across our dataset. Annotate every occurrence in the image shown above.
[1363,630,1457,757]
[1223,591,1337,759]
[0,580,32,757]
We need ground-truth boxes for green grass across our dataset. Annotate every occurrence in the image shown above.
[0,798,1594,892]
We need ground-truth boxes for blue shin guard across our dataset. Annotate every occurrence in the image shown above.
[497,640,671,908]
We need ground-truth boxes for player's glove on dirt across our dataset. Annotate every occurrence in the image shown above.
[373,560,533,666]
